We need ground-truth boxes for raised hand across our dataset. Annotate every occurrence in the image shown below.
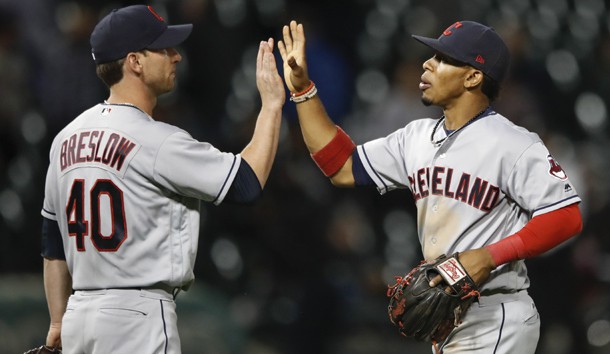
[278,21,311,93]
[256,38,285,109]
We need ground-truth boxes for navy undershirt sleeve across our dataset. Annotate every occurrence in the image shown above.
[224,159,263,204]
[352,150,375,187]
[41,217,66,260]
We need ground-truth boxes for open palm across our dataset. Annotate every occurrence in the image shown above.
[278,21,311,93]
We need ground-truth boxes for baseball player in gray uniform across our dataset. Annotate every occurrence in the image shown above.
[278,20,583,353]
[39,5,284,354]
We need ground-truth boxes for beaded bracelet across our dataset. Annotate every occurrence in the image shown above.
[289,81,318,103]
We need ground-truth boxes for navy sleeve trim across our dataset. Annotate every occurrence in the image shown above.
[533,195,580,214]
[212,155,238,204]
[352,150,375,187]
[42,208,56,216]
[224,159,262,204]
[41,217,65,260]
[360,146,389,192]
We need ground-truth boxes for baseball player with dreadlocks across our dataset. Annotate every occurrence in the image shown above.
[278,20,582,353]
[37,5,284,354]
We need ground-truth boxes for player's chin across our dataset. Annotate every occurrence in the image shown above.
[421,95,433,107]
[155,84,175,96]
[164,78,177,92]
[166,73,177,86]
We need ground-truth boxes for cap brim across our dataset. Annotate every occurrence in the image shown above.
[147,24,193,49]
[412,35,451,57]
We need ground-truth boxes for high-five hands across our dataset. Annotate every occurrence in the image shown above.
[278,21,311,93]
[256,38,285,109]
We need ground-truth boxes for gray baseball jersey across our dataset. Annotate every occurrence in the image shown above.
[358,109,580,293]
[41,103,240,291]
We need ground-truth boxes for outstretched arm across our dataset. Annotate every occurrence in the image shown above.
[431,203,583,288]
[278,21,355,187]
[44,258,72,348]
[240,38,286,188]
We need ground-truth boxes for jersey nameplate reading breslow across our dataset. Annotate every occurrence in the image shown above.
[59,128,140,178]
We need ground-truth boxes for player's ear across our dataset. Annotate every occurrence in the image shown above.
[464,69,483,89]
[125,52,144,74]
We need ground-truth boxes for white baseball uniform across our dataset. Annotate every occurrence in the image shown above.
[357,108,580,353]
[41,103,240,353]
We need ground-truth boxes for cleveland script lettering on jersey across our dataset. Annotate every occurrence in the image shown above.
[407,166,500,212]
[59,128,140,178]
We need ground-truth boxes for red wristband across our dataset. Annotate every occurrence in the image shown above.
[311,126,356,177]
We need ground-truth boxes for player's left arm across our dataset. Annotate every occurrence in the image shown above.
[458,142,583,286]
[434,203,583,288]
[484,202,583,267]
[240,38,285,189]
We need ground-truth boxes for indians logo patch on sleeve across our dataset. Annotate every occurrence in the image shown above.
[547,154,567,180]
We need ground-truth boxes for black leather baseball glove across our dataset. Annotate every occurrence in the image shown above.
[23,345,62,354]
[387,253,480,345]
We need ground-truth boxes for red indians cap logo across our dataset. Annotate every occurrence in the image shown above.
[147,6,165,22]
[547,154,567,180]
[443,21,463,36]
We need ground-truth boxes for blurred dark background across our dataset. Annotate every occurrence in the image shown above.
[0,0,609,353]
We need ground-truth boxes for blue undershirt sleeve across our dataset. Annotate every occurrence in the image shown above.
[224,159,263,204]
[41,217,66,260]
[352,150,375,187]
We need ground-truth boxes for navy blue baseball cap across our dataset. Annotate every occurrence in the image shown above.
[412,21,510,82]
[90,5,193,64]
